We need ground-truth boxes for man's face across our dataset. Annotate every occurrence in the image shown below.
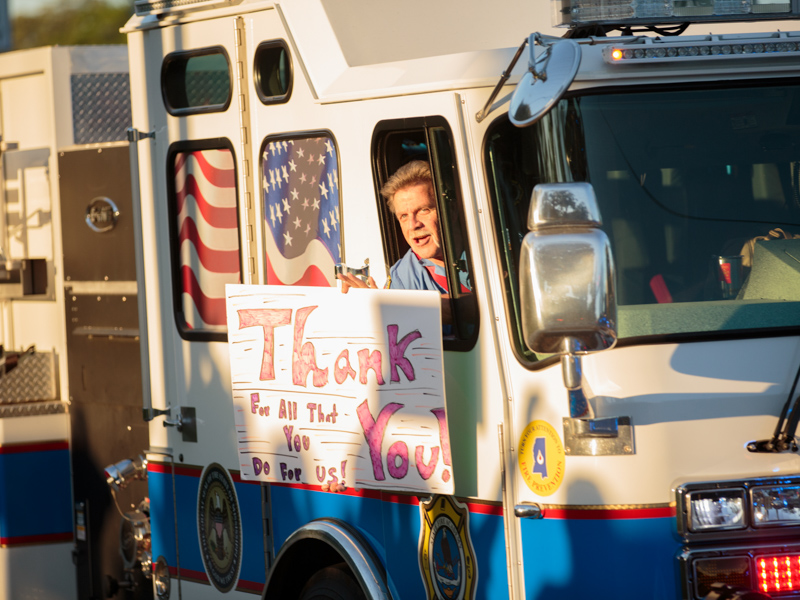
[394,182,443,264]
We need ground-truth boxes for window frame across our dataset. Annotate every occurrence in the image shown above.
[165,138,241,342]
[161,46,233,116]
[371,115,479,352]
[253,39,293,105]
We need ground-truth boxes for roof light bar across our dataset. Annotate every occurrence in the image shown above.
[133,0,229,16]
[553,0,795,27]
[605,33,800,63]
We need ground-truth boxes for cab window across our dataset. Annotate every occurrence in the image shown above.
[372,116,478,350]
[162,47,232,115]
[254,40,292,104]
[167,140,241,340]
[260,133,342,286]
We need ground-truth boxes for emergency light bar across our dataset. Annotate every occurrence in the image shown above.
[133,0,229,17]
[553,0,796,27]
[604,32,800,63]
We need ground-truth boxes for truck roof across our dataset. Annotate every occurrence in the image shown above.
[125,0,800,102]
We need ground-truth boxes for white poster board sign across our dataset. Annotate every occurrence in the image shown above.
[225,284,453,494]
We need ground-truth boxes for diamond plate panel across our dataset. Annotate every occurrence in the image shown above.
[0,352,58,403]
[0,402,65,418]
[185,70,230,108]
[71,73,132,145]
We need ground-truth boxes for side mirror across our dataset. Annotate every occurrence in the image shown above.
[519,182,617,418]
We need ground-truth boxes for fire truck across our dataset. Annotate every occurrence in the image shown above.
[9,0,800,598]
[0,45,151,599]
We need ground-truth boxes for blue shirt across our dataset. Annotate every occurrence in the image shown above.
[387,250,471,292]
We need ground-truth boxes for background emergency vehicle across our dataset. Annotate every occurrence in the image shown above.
[0,44,150,599]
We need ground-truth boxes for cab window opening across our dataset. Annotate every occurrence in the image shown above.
[161,47,232,115]
[372,118,478,349]
[254,40,293,104]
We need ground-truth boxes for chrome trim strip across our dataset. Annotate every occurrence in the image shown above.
[65,280,138,295]
[264,518,393,600]
[0,402,66,418]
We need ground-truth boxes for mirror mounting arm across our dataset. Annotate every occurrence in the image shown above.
[475,37,528,124]
[561,349,595,420]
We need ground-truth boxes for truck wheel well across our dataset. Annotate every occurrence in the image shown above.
[263,518,392,600]
[265,538,353,599]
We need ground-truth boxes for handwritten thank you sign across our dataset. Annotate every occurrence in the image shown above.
[225,285,453,494]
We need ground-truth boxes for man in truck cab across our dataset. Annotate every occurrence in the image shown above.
[338,160,471,297]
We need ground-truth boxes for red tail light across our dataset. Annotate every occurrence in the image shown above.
[757,554,800,594]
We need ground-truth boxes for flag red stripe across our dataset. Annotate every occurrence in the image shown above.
[181,265,227,326]
[187,151,236,188]
[179,218,239,274]
[265,256,330,287]
[176,174,238,229]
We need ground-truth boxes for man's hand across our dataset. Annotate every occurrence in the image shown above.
[337,273,378,293]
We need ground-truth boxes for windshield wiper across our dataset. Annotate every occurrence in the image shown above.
[748,360,800,453]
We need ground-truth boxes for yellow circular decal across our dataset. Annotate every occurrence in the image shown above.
[518,420,565,497]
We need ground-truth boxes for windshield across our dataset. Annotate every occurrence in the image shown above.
[486,82,800,359]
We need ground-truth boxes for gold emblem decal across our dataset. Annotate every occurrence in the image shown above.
[419,495,477,600]
[518,420,566,497]
[197,463,242,592]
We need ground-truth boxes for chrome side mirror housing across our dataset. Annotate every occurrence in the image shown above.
[519,182,617,418]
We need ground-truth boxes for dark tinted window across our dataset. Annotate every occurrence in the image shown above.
[485,84,800,349]
[162,48,231,114]
[255,41,292,104]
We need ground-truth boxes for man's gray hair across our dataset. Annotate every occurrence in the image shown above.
[380,160,433,213]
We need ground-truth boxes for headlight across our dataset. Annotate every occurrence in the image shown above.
[688,489,746,532]
[752,484,800,527]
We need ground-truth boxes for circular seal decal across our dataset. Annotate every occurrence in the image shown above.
[419,496,477,600]
[518,420,566,497]
[85,197,119,233]
[197,463,242,593]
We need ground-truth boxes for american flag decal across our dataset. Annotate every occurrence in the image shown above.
[262,136,341,286]
[174,148,241,331]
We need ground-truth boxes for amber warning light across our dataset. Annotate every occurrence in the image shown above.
[758,555,800,594]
